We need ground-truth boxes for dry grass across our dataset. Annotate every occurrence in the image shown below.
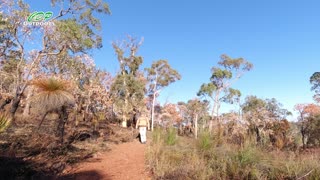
[147,129,320,180]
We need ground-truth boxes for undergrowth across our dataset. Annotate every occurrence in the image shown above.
[147,129,320,180]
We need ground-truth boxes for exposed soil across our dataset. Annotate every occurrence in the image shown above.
[0,114,151,180]
[62,140,151,180]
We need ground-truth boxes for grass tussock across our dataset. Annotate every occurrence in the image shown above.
[0,113,11,133]
[147,129,320,180]
[165,127,177,146]
[30,78,75,113]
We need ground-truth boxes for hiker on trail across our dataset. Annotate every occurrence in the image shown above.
[136,112,149,144]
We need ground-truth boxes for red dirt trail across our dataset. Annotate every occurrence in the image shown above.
[64,140,151,180]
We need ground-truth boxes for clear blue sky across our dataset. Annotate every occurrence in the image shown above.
[25,0,320,119]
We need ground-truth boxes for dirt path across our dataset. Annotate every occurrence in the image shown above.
[63,140,151,180]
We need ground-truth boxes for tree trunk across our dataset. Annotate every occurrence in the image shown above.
[23,87,33,117]
[195,114,198,139]
[215,91,221,124]
[151,93,156,131]
[255,126,261,144]
[38,111,48,130]
[0,98,12,111]
[10,94,22,124]
[121,115,127,127]
[57,106,68,144]
[210,100,215,132]
[210,93,219,132]
[301,127,306,149]
[217,103,220,123]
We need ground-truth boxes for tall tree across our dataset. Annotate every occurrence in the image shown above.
[186,98,209,138]
[0,0,110,123]
[145,60,181,131]
[110,37,146,127]
[197,54,253,131]
[310,72,320,103]
[242,96,268,143]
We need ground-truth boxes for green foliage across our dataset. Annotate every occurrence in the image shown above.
[152,127,164,145]
[52,19,102,53]
[304,114,320,147]
[310,72,320,91]
[145,59,181,93]
[110,37,146,125]
[112,37,144,76]
[0,113,11,133]
[242,95,266,113]
[310,72,320,102]
[266,98,292,120]
[198,54,253,124]
[197,131,213,152]
[223,88,241,104]
[197,83,216,98]
[148,132,211,179]
[210,67,232,88]
[165,127,177,146]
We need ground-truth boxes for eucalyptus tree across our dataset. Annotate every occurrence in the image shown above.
[197,54,253,131]
[186,98,210,138]
[110,37,146,127]
[310,72,320,103]
[145,60,181,131]
[242,95,268,143]
[0,0,110,122]
[243,96,292,144]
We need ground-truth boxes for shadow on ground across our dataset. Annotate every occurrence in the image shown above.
[0,156,109,180]
[59,170,110,180]
[0,156,54,180]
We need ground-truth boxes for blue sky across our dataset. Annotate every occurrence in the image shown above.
[25,0,320,119]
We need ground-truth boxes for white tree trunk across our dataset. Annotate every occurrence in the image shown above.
[22,87,33,117]
[195,114,198,139]
[210,98,216,132]
[151,93,156,131]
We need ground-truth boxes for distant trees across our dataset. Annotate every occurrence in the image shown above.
[242,96,292,145]
[160,103,182,127]
[289,72,320,148]
[197,54,253,131]
[145,60,181,131]
[294,103,320,148]
[185,99,210,138]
